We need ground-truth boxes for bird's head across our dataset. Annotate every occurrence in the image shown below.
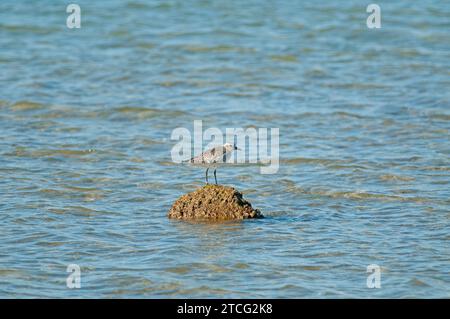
[224,143,241,151]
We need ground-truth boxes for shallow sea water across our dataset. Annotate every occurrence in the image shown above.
[0,0,449,298]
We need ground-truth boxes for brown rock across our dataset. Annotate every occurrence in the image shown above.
[168,185,263,220]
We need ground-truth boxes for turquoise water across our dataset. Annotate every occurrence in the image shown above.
[0,0,449,298]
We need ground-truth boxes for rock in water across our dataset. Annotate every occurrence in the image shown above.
[168,185,263,220]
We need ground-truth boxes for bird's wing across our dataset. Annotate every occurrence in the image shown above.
[190,146,227,164]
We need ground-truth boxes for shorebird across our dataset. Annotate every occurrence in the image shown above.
[188,143,240,184]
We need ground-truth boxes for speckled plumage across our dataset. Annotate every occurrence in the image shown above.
[187,143,239,184]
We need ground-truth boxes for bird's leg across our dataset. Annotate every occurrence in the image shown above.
[214,169,217,185]
[205,168,209,184]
